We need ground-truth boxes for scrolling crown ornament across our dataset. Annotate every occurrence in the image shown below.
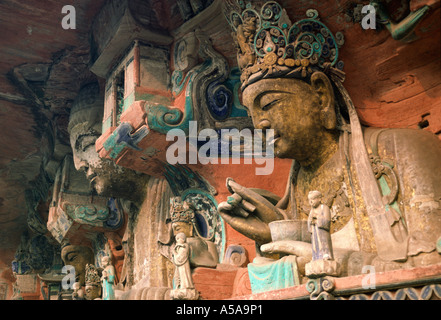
[170,197,196,224]
[225,0,345,89]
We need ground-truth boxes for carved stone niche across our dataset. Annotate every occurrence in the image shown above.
[47,155,124,246]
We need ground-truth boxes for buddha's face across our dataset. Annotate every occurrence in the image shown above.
[85,284,101,300]
[61,245,94,286]
[242,74,337,165]
[172,221,194,238]
[69,125,145,201]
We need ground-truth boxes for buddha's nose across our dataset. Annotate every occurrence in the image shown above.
[258,119,271,130]
[73,155,88,173]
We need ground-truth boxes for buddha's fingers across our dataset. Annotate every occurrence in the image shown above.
[227,179,283,223]
[218,202,272,244]
[260,240,312,261]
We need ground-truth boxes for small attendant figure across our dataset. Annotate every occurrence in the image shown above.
[101,256,116,300]
[173,232,193,291]
[171,232,199,300]
[307,191,334,261]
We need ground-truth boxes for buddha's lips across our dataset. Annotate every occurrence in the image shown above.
[87,172,97,183]
[268,134,280,146]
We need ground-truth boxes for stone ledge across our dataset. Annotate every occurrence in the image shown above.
[230,263,441,300]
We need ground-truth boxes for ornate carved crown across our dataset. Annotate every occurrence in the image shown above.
[85,264,101,287]
[170,197,195,224]
[224,1,345,89]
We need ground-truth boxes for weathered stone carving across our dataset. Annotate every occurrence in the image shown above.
[61,244,94,287]
[339,284,441,300]
[307,191,333,261]
[160,197,219,269]
[305,191,340,278]
[170,232,199,300]
[84,264,102,300]
[101,256,116,300]
[219,1,441,286]
[224,245,248,267]
[306,276,336,300]
[47,155,124,245]
[68,82,150,204]
[11,233,32,276]
[12,232,56,276]
[370,0,430,41]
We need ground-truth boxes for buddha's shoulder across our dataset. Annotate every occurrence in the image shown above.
[363,126,441,155]
[362,127,441,185]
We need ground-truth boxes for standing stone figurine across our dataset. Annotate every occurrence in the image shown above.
[170,232,199,300]
[306,191,340,278]
[101,256,116,300]
[307,191,333,261]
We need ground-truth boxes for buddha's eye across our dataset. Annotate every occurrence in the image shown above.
[259,93,289,111]
[262,99,282,111]
[66,253,78,262]
[75,135,97,152]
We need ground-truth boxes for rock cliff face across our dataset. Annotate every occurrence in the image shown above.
[0,0,191,298]
[0,0,107,291]
[0,0,439,299]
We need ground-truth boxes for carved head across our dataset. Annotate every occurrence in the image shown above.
[84,264,101,300]
[61,244,94,286]
[170,197,195,237]
[68,82,147,201]
[242,74,338,165]
[175,232,187,244]
[225,2,346,165]
[308,190,323,208]
[101,255,111,267]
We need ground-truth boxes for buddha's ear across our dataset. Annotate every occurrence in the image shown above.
[311,72,336,130]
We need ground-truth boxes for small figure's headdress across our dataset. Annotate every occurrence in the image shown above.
[169,197,195,224]
[224,1,345,89]
[85,264,101,287]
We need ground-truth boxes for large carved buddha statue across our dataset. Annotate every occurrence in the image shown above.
[219,1,441,276]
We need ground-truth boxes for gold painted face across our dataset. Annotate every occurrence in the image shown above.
[243,78,322,160]
[61,245,94,286]
[172,221,194,238]
[85,284,101,300]
[243,72,338,167]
